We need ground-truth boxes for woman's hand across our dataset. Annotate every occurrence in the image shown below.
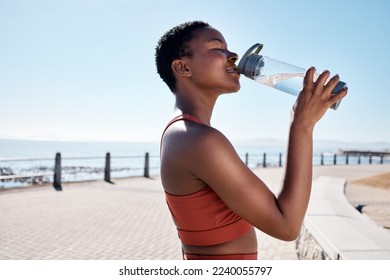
[291,67,348,128]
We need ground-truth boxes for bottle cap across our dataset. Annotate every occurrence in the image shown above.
[237,43,264,79]
[330,81,347,110]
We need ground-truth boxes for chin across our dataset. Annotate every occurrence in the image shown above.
[222,88,240,95]
[231,84,241,93]
[228,81,241,93]
[219,82,241,95]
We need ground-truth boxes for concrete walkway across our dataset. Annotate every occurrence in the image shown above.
[0,165,388,260]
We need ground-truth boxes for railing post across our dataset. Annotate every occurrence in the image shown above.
[245,153,249,166]
[279,153,282,167]
[53,152,62,191]
[263,152,267,168]
[104,152,113,183]
[144,152,150,178]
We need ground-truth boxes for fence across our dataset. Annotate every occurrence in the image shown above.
[0,152,159,191]
[50,152,159,191]
[244,151,389,168]
[0,151,388,191]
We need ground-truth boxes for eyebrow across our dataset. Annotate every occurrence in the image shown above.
[208,38,224,44]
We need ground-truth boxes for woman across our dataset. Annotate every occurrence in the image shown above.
[155,21,347,260]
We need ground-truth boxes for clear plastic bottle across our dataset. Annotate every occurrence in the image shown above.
[237,43,347,110]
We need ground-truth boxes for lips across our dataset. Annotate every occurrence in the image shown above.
[226,66,239,75]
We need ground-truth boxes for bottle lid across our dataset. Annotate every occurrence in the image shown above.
[237,43,264,79]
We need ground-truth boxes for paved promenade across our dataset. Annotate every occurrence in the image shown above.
[0,165,388,260]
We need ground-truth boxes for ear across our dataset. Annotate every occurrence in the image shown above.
[171,59,191,77]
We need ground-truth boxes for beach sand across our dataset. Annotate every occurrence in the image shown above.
[346,172,390,231]
[351,172,390,190]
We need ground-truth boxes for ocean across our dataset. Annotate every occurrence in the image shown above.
[1,138,389,188]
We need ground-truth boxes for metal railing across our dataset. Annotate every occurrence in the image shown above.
[242,152,388,168]
[0,152,159,191]
[1,151,388,191]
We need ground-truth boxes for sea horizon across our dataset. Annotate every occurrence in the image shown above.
[1,137,389,153]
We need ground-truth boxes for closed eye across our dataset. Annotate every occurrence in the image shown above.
[213,48,226,53]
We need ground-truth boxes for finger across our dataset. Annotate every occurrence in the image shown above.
[327,86,348,107]
[325,74,341,93]
[316,70,331,86]
[303,66,316,87]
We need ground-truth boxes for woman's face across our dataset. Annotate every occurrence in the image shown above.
[183,27,241,94]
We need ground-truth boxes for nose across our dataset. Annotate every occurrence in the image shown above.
[228,51,238,63]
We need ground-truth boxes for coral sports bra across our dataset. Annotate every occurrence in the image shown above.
[161,114,253,246]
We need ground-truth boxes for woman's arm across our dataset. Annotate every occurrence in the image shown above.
[190,67,348,241]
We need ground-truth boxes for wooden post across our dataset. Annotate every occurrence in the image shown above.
[346,154,349,165]
[333,154,337,165]
[144,152,150,178]
[53,152,62,191]
[279,153,282,167]
[263,152,267,168]
[245,153,249,166]
[321,153,324,165]
[104,152,113,183]
[380,155,384,164]
[369,154,372,164]
[358,155,361,165]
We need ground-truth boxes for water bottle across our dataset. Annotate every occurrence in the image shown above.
[237,43,347,110]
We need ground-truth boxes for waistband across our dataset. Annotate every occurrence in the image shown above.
[184,252,258,260]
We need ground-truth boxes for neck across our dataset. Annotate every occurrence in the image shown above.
[173,90,217,126]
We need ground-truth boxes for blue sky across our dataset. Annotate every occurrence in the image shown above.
[1,0,389,145]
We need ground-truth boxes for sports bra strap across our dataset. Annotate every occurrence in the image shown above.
[162,114,205,137]
[160,114,206,155]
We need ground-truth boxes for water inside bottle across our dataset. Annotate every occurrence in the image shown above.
[254,72,346,110]
[254,72,306,97]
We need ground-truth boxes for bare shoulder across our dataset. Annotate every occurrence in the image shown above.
[165,120,237,165]
[160,120,230,194]
[161,119,225,157]
[162,120,251,193]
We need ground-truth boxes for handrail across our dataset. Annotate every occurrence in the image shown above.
[0,152,158,191]
[1,151,388,191]
[0,157,54,162]
[0,155,146,162]
[0,172,54,180]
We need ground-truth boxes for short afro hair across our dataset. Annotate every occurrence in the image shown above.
[155,21,210,93]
